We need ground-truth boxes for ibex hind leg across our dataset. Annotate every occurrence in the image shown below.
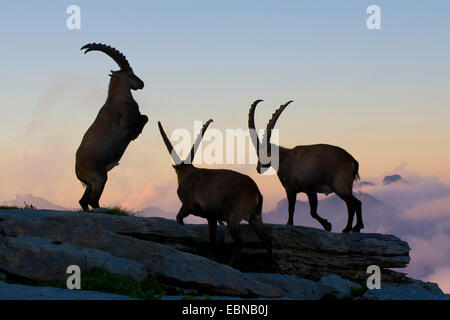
[248,214,272,261]
[79,183,92,211]
[351,196,363,233]
[337,192,358,233]
[88,172,107,209]
[227,217,243,266]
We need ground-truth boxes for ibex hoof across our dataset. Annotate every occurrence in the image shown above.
[342,227,352,233]
[228,258,237,266]
[351,225,363,233]
[79,200,89,212]
[322,221,332,232]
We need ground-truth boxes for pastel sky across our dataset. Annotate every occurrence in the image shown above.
[0,1,449,212]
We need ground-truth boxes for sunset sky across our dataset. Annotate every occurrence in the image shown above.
[0,1,449,213]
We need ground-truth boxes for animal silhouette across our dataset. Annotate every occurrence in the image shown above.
[76,43,148,211]
[158,119,272,264]
[248,100,363,232]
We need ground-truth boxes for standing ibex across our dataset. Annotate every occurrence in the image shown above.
[158,119,272,265]
[76,43,148,211]
[248,100,363,233]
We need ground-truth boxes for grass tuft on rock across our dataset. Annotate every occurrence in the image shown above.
[0,203,36,210]
[3,267,167,300]
[0,205,20,210]
[102,206,133,216]
[78,206,134,216]
[80,267,166,299]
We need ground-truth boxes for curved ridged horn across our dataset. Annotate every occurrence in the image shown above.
[158,121,182,165]
[81,43,131,71]
[186,119,213,164]
[262,100,294,154]
[248,99,264,157]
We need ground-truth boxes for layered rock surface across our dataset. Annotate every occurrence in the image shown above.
[0,209,446,300]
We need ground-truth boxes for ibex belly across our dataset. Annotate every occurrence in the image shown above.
[242,195,260,221]
[103,132,131,172]
[316,185,333,195]
[106,162,119,172]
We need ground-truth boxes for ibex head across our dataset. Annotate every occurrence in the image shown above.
[158,119,213,177]
[81,43,144,90]
[248,99,293,174]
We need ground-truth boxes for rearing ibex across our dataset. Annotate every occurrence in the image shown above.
[76,43,148,211]
[158,119,272,265]
[248,100,363,233]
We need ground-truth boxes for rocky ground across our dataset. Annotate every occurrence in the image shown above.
[0,281,136,300]
[0,209,448,300]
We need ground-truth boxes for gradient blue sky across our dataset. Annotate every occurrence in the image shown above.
[0,1,449,210]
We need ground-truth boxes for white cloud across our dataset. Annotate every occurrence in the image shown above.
[403,196,450,219]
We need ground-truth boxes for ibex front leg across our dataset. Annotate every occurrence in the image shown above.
[227,216,243,266]
[286,190,296,225]
[176,205,190,225]
[130,115,148,141]
[307,192,332,231]
[207,217,219,257]
[207,217,217,243]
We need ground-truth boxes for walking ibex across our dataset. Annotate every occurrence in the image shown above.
[248,100,363,233]
[76,43,148,211]
[158,119,272,265]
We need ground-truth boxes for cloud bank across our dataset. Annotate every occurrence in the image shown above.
[265,166,450,293]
